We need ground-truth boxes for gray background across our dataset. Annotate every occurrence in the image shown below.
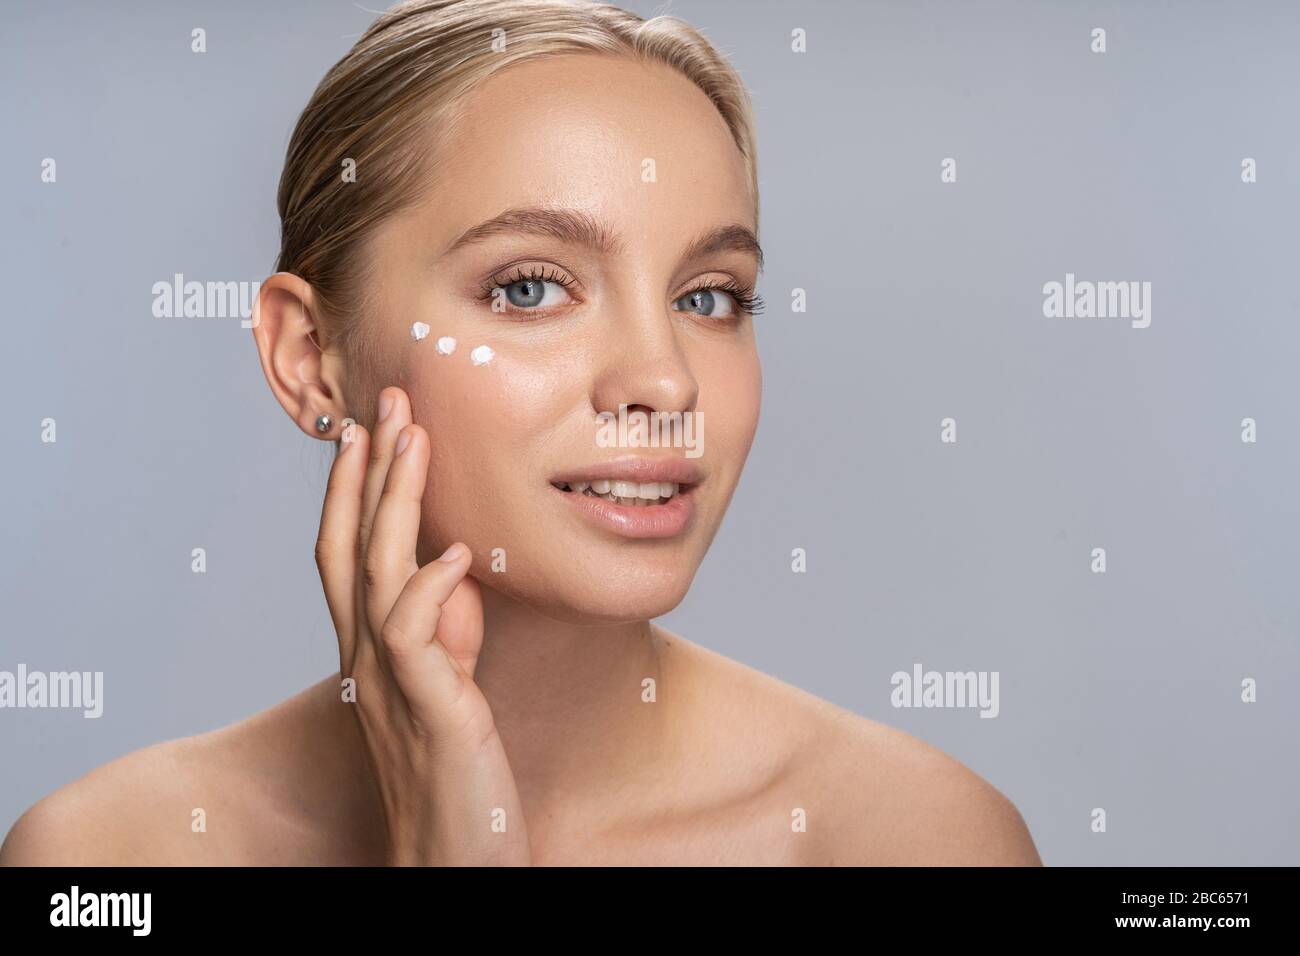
[2,0,1297,864]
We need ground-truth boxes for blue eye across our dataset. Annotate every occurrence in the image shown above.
[500,277,569,309]
[675,282,764,319]
[481,265,577,313]
[676,288,731,318]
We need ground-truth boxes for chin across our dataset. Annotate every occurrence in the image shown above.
[486,555,700,625]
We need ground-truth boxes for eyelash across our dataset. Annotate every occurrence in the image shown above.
[679,277,766,318]
[476,266,765,319]
[477,265,577,302]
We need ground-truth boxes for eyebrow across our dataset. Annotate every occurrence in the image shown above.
[442,206,764,274]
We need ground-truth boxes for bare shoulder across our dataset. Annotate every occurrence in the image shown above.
[1,731,230,866]
[0,676,366,866]
[662,632,1042,866]
[804,713,1042,865]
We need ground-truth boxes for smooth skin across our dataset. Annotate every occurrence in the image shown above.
[1,53,1041,866]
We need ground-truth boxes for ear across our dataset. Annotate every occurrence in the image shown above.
[251,273,350,440]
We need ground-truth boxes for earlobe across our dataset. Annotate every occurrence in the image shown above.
[252,272,351,440]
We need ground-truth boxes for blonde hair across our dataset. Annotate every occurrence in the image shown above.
[275,0,759,366]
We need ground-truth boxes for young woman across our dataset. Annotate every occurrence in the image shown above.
[2,0,1040,866]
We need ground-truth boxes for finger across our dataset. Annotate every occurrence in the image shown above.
[434,573,485,679]
[354,387,411,675]
[357,386,411,562]
[363,423,427,637]
[315,423,370,674]
[379,543,475,714]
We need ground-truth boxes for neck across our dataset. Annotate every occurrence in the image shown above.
[473,583,681,817]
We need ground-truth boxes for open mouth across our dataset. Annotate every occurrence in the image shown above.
[550,480,688,506]
[547,461,700,538]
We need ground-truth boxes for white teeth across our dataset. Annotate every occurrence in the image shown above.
[553,477,685,504]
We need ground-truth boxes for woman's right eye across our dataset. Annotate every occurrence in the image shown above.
[482,267,577,313]
[498,278,571,310]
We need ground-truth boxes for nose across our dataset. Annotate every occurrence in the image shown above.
[589,290,699,422]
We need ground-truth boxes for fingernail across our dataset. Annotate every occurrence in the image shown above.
[378,392,394,422]
[437,542,466,563]
[395,430,411,455]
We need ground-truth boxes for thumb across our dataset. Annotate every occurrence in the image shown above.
[436,573,484,679]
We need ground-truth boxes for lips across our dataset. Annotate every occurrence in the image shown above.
[549,456,701,539]
[549,455,702,487]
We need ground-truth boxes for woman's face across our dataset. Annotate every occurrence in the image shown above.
[356,53,762,623]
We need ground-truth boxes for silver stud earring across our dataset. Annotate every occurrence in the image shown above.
[315,414,332,434]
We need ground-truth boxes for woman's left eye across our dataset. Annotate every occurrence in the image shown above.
[674,287,736,319]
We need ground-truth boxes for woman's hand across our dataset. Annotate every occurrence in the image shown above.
[314,386,531,866]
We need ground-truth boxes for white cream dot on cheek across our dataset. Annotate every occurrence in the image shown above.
[410,321,430,342]
[470,344,495,366]
[436,336,457,356]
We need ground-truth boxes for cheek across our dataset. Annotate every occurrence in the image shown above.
[409,345,556,418]
[399,344,570,531]
[702,351,762,458]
